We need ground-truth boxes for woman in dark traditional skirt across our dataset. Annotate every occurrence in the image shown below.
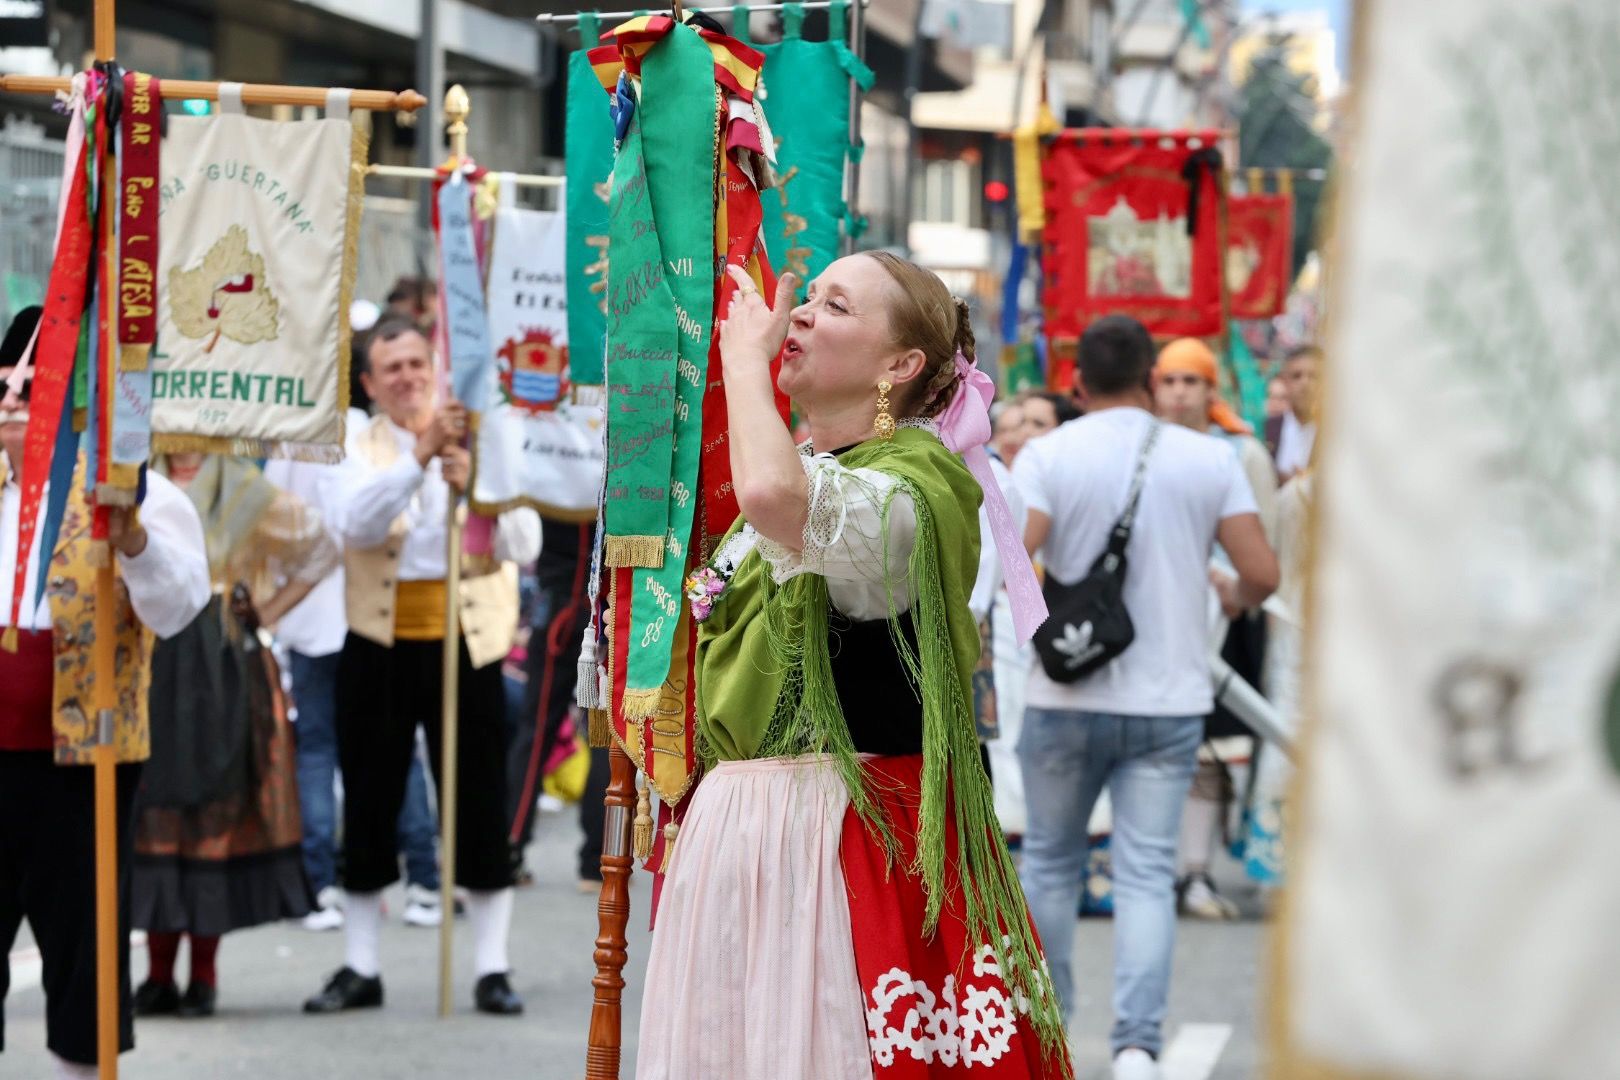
[131,453,338,1017]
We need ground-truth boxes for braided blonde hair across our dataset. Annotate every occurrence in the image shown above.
[862,251,975,420]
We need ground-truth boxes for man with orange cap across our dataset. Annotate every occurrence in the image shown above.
[1153,337,1277,922]
[1154,338,1275,536]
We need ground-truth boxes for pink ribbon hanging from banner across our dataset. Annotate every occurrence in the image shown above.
[935,350,1048,644]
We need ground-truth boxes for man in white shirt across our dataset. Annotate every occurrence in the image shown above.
[302,316,540,1017]
[1013,314,1277,1080]
[0,308,210,1078]
[267,413,447,933]
[1262,344,1320,482]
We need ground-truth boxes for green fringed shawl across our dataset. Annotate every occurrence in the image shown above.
[695,427,1068,1063]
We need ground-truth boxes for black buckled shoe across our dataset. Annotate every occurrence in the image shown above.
[133,979,181,1017]
[473,972,524,1016]
[178,981,217,1018]
[303,967,384,1014]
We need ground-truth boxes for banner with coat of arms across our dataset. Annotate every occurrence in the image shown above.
[471,188,605,521]
[152,104,364,459]
[1041,129,1224,340]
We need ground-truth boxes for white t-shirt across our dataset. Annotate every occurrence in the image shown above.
[1013,406,1257,717]
[1275,409,1316,478]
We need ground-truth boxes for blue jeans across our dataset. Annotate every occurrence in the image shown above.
[292,650,342,896]
[1018,709,1202,1057]
[292,650,440,895]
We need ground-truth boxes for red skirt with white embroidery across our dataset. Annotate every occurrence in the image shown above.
[841,754,1071,1078]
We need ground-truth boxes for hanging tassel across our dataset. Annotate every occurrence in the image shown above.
[588,707,612,749]
[661,820,680,869]
[575,625,602,710]
[1,627,18,653]
[632,777,654,861]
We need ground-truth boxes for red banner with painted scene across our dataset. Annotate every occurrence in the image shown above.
[1041,129,1225,341]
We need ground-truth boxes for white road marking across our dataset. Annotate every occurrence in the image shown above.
[1160,1023,1233,1080]
[8,932,145,994]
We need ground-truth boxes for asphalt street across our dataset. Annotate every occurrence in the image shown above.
[4,807,1266,1079]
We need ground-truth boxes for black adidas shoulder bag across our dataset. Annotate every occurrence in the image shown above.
[1032,420,1161,683]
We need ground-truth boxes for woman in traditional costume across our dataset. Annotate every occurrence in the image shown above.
[637,252,1070,1079]
[130,454,336,1017]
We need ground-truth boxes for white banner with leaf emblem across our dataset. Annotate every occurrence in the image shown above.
[152,110,364,459]
[471,191,604,521]
[1277,3,1620,1079]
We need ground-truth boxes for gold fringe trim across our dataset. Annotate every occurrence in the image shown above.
[119,344,150,372]
[632,779,654,861]
[619,685,662,720]
[150,433,345,464]
[93,483,138,507]
[467,491,599,524]
[1,626,18,654]
[587,707,612,748]
[603,534,665,569]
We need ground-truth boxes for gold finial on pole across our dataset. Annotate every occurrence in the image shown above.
[444,83,471,167]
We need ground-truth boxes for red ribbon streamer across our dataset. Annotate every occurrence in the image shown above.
[697,155,784,557]
[9,134,92,629]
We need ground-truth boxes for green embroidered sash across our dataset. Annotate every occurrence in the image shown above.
[614,23,719,712]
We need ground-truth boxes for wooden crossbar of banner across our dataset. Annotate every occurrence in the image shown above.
[0,73,426,113]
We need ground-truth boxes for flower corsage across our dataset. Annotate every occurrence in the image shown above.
[685,566,728,623]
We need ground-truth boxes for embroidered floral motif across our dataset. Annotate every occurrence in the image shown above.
[865,943,1037,1070]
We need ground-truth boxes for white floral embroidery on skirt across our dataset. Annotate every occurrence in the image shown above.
[864,940,1041,1070]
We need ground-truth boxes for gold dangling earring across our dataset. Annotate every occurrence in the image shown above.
[874,380,895,440]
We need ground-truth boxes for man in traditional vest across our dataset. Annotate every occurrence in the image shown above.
[0,306,211,1078]
[303,314,539,1017]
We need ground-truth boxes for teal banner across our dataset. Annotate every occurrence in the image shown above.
[564,12,615,386]
[757,1,872,295]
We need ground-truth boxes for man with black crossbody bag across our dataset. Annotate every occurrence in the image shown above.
[1012,315,1278,1080]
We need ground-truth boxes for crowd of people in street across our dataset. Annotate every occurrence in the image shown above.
[1,257,1319,1079]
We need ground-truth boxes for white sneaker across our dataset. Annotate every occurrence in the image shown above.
[1113,1048,1160,1080]
[301,887,346,931]
[301,906,345,931]
[402,884,443,928]
[1179,873,1241,920]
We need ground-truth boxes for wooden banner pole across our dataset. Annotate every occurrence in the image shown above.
[585,742,638,1080]
[90,5,122,1076]
[436,84,473,1021]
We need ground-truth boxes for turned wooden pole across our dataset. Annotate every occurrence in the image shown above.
[90,4,122,1075]
[584,741,638,1079]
